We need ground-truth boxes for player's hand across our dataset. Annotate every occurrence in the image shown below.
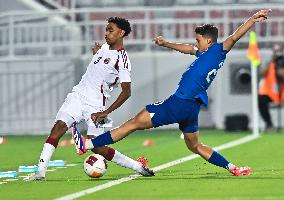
[252,9,272,23]
[92,42,102,55]
[153,36,166,46]
[91,111,108,123]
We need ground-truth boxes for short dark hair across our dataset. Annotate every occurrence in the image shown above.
[195,24,218,42]
[107,16,131,37]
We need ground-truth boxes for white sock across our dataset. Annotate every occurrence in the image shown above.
[111,150,141,172]
[37,143,56,176]
[227,163,236,170]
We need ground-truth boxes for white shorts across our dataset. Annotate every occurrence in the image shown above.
[55,92,111,136]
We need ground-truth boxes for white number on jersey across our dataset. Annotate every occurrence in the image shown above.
[206,69,218,83]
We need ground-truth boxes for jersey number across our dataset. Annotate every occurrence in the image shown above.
[206,69,218,83]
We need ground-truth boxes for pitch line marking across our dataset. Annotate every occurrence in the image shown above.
[55,134,259,200]
[2,178,18,182]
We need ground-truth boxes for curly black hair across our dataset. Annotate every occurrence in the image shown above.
[107,16,132,37]
[195,24,218,42]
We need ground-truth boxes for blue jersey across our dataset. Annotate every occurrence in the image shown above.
[174,43,229,106]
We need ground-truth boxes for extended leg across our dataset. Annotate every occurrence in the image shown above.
[84,108,153,149]
[183,132,251,176]
[111,108,153,142]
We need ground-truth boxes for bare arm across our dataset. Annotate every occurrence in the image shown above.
[91,82,131,123]
[105,82,131,115]
[153,36,196,55]
[223,9,271,51]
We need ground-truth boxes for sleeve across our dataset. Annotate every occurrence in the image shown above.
[118,52,131,83]
[220,43,229,55]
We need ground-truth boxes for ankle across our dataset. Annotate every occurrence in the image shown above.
[37,170,46,177]
[226,163,236,171]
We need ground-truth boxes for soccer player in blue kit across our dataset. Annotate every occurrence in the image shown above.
[73,9,271,176]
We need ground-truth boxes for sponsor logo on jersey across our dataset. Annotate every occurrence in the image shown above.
[94,56,102,64]
[104,58,111,64]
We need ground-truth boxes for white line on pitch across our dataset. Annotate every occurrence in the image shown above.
[2,178,18,182]
[55,134,259,200]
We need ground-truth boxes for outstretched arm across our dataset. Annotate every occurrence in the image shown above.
[153,36,196,55]
[223,9,271,51]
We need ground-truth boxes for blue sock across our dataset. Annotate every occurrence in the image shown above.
[207,151,229,169]
[91,131,114,147]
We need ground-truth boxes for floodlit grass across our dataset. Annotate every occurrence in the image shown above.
[0,129,284,200]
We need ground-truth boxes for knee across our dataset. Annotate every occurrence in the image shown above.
[91,146,115,161]
[91,147,104,154]
[50,120,68,139]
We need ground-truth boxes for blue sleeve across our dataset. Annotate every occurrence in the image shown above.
[220,43,229,55]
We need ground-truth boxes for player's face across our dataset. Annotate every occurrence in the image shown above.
[104,23,124,45]
[195,34,211,52]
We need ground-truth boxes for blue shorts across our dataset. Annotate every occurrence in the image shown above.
[145,95,201,133]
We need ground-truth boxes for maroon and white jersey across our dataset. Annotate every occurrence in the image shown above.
[72,43,131,106]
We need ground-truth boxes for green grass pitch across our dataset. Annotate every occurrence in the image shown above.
[0,129,284,200]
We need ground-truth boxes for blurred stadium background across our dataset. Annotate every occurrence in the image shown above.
[0,0,283,135]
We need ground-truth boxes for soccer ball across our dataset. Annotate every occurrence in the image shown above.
[83,154,107,178]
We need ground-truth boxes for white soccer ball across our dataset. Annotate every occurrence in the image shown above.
[83,154,107,178]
